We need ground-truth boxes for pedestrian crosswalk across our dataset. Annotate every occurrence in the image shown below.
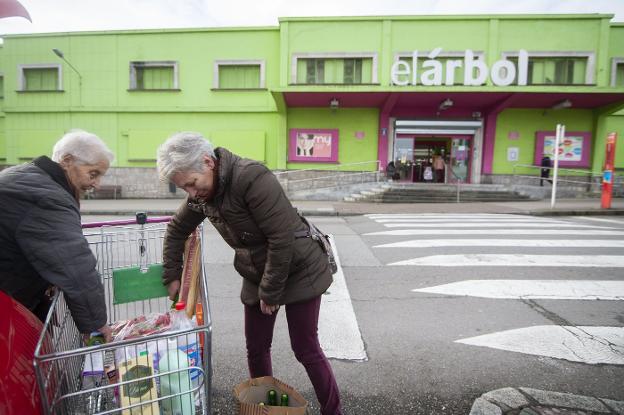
[365,213,624,267]
[364,213,624,365]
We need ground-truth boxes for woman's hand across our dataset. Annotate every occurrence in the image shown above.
[167,280,181,301]
[260,299,280,315]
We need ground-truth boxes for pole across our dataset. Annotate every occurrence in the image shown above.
[550,124,563,209]
[601,132,618,209]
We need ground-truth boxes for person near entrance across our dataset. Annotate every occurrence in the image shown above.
[433,154,446,183]
[157,132,343,415]
[540,155,553,186]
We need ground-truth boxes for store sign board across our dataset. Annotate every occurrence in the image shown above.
[391,48,529,87]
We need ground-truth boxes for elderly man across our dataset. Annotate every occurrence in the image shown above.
[0,130,114,341]
[157,132,342,415]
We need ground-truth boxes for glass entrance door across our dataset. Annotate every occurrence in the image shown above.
[449,138,471,183]
[394,138,414,181]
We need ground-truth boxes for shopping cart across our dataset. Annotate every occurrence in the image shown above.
[33,215,212,414]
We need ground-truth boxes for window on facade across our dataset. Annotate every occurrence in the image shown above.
[218,65,261,88]
[613,60,624,87]
[529,58,586,85]
[508,56,588,85]
[305,59,325,84]
[343,59,363,84]
[21,67,60,91]
[298,58,372,84]
[0,76,4,99]
[129,62,178,90]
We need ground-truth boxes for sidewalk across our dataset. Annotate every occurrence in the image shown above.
[81,197,624,217]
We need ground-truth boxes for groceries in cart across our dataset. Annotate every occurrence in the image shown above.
[95,302,201,415]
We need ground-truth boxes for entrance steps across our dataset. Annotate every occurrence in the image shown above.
[344,183,534,203]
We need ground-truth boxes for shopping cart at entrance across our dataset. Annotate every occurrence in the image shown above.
[33,215,212,414]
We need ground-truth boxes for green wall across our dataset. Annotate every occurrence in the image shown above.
[286,108,379,170]
[493,108,595,175]
[0,28,281,167]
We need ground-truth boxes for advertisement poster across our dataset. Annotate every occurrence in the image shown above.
[296,132,332,158]
[289,129,338,162]
[543,135,583,162]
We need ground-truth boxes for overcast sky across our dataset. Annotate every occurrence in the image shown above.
[2,0,624,35]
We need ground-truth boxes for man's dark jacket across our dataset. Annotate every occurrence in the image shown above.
[163,148,333,306]
[0,157,107,332]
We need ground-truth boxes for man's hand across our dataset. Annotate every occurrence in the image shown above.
[260,299,280,315]
[97,324,113,343]
[167,280,181,301]
[84,324,113,344]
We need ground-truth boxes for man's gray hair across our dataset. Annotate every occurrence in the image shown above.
[52,129,115,165]
[157,132,215,181]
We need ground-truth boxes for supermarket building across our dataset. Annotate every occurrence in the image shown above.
[0,14,623,197]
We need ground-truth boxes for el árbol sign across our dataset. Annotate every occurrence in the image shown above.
[391,48,529,87]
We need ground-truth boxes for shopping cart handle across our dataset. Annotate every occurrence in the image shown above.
[81,216,172,229]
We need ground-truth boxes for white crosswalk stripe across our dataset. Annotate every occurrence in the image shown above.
[455,326,624,365]
[412,280,624,300]
[383,222,612,228]
[375,239,624,248]
[389,254,624,267]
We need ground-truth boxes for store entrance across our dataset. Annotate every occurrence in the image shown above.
[392,136,472,183]
[393,137,450,183]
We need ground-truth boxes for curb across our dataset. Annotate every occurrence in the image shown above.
[470,388,624,415]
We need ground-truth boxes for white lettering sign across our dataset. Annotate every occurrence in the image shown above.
[391,49,529,87]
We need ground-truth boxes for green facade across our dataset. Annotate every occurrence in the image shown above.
[1,14,623,181]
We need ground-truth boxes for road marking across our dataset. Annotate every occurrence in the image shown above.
[374,218,564,223]
[575,217,624,225]
[383,223,612,228]
[412,280,624,300]
[455,326,624,365]
[319,235,368,361]
[365,229,624,236]
[389,254,624,267]
[367,214,530,218]
[374,239,624,248]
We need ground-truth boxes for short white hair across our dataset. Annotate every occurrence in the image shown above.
[52,129,114,165]
[157,132,215,181]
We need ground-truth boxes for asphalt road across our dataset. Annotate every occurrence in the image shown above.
[82,213,624,415]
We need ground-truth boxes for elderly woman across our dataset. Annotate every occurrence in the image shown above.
[0,130,114,341]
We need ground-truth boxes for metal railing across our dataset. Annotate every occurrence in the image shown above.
[444,164,464,203]
[274,160,383,193]
[512,164,607,192]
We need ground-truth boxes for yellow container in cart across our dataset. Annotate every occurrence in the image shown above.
[119,352,159,415]
[33,215,212,415]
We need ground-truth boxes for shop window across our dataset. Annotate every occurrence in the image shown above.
[611,58,624,87]
[129,61,179,91]
[505,52,593,85]
[18,65,62,92]
[213,60,265,89]
[293,54,377,85]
